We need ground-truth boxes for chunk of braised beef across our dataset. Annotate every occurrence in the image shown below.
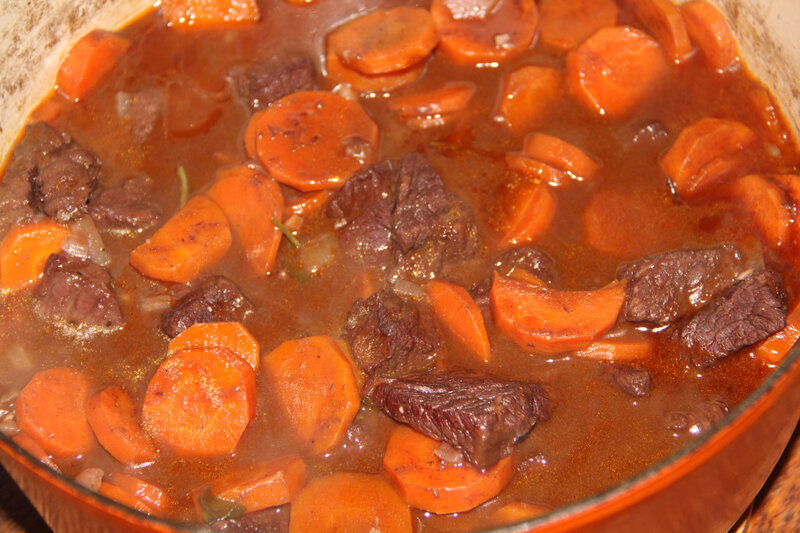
[369,372,551,469]
[329,152,478,281]
[618,246,743,326]
[327,161,395,266]
[89,175,161,232]
[604,364,652,397]
[343,291,439,378]
[229,55,316,112]
[470,246,557,309]
[677,271,787,366]
[665,398,729,435]
[161,276,255,338]
[33,252,123,330]
[117,88,164,144]
[210,505,290,533]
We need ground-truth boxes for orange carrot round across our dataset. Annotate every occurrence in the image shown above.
[12,433,60,471]
[496,65,562,130]
[506,154,570,187]
[290,471,412,533]
[389,82,476,129]
[327,7,439,75]
[430,0,539,64]
[574,335,655,361]
[383,426,514,514]
[629,0,693,64]
[108,473,171,516]
[283,189,332,218]
[680,0,740,73]
[16,367,94,458]
[491,272,625,353]
[205,166,284,276]
[727,174,792,250]
[753,301,800,366]
[243,110,267,159]
[0,219,70,291]
[255,91,380,192]
[498,182,557,249]
[98,481,154,515]
[161,0,261,28]
[522,133,600,181]
[130,195,232,284]
[325,48,427,93]
[427,280,491,363]
[262,335,360,453]
[565,26,668,118]
[87,386,157,465]
[168,321,260,371]
[56,31,131,101]
[142,347,256,456]
[199,455,307,513]
[659,117,757,200]
[538,0,619,51]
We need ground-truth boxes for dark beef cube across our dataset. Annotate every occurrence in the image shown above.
[619,246,743,326]
[677,271,787,366]
[210,505,290,533]
[369,372,552,469]
[343,291,439,378]
[30,140,101,223]
[665,398,728,435]
[471,246,557,308]
[161,276,255,338]
[230,55,316,112]
[89,175,161,232]
[328,161,395,266]
[34,252,123,330]
[392,153,451,254]
[604,364,652,397]
[117,88,164,144]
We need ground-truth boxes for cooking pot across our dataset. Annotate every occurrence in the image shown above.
[0,1,798,531]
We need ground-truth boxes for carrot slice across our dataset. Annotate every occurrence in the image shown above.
[108,473,171,516]
[660,117,757,201]
[16,367,94,458]
[506,154,570,187]
[130,195,232,283]
[498,182,557,249]
[430,0,539,64]
[325,48,426,93]
[262,335,360,453]
[389,83,476,130]
[327,7,439,75]
[12,433,60,471]
[626,0,693,64]
[0,219,70,291]
[56,31,131,102]
[30,99,64,125]
[565,26,668,119]
[753,301,800,365]
[98,482,154,515]
[726,174,792,250]
[428,280,491,363]
[142,347,256,456]
[169,322,260,371]
[161,0,260,28]
[496,65,562,130]
[383,426,514,514]
[283,189,332,218]
[255,91,380,192]
[205,166,284,276]
[198,455,307,513]
[290,472,412,533]
[574,334,655,361]
[522,133,600,181]
[87,386,157,465]
[680,0,739,73]
[244,110,267,159]
[538,0,619,51]
[491,272,625,352]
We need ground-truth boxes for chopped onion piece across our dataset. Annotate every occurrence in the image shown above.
[76,468,105,491]
[139,294,173,313]
[300,233,338,273]
[393,278,426,300]
[63,216,111,267]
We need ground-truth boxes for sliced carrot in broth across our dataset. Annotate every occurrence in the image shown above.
[56,31,130,101]
[538,0,619,51]
[753,301,800,365]
[522,133,600,181]
[168,321,260,371]
[727,174,792,250]
[496,65,562,130]
[0,219,70,291]
[626,0,693,64]
[160,0,260,28]
[498,182,556,249]
[325,48,427,93]
[574,335,655,361]
[680,0,740,73]
[87,386,157,464]
[428,280,491,363]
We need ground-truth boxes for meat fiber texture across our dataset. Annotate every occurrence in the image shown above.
[161,275,254,338]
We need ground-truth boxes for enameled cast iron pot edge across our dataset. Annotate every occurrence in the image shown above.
[0,1,799,531]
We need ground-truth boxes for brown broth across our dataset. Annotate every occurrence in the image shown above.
[1,0,798,529]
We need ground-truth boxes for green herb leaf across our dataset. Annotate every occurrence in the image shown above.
[177,165,189,207]
[272,217,301,248]
[197,486,246,524]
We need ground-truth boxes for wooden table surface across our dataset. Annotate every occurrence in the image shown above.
[2,428,799,532]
